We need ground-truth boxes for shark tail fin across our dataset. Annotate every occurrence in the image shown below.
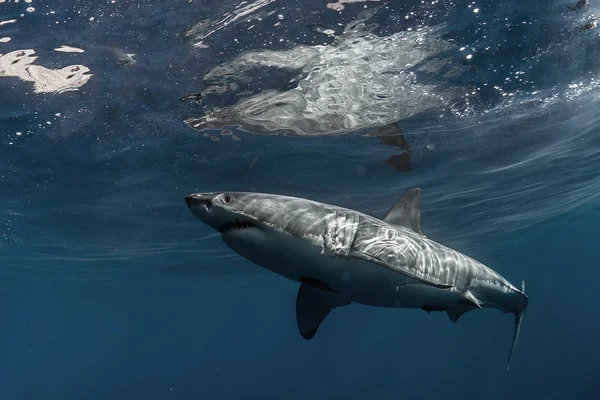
[506,280,526,370]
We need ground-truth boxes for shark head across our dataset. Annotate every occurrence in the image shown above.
[185,191,338,239]
[184,191,336,283]
[185,192,261,235]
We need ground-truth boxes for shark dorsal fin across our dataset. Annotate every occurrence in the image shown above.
[383,188,423,235]
[296,283,351,340]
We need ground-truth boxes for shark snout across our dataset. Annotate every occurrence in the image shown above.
[185,193,214,210]
[185,193,220,227]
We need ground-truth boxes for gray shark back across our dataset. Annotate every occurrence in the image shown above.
[350,217,510,290]
[229,192,519,297]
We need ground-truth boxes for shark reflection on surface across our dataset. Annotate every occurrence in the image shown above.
[183,7,472,171]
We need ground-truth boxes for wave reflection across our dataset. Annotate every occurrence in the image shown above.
[183,7,472,137]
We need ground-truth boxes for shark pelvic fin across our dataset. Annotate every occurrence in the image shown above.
[296,283,351,340]
[382,188,423,235]
[506,280,526,370]
[460,290,483,308]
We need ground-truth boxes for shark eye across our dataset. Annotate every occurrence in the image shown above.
[224,195,232,203]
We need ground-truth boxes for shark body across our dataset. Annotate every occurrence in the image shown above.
[185,188,528,369]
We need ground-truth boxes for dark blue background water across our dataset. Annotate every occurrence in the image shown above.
[1,0,600,399]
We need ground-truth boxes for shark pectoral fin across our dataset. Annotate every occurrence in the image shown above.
[296,284,351,340]
[382,188,424,235]
[446,305,477,323]
[460,290,483,308]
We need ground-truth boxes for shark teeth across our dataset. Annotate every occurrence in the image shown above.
[219,222,255,234]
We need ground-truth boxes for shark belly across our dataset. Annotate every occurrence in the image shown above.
[221,227,461,309]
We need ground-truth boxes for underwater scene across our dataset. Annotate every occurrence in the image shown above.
[1,0,599,399]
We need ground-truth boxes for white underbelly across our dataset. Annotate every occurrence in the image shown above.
[222,227,461,309]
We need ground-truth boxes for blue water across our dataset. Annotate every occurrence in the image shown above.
[1,0,600,399]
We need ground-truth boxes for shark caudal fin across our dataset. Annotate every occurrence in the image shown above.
[506,280,526,370]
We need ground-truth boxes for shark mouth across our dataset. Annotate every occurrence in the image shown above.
[219,221,255,234]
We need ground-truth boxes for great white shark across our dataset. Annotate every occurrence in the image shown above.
[185,188,528,369]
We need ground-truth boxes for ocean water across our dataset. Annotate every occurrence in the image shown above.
[1,0,600,399]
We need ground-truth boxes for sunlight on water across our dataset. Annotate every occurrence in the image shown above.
[0,50,92,94]
[0,1,93,93]
[180,0,279,48]
[326,1,380,12]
